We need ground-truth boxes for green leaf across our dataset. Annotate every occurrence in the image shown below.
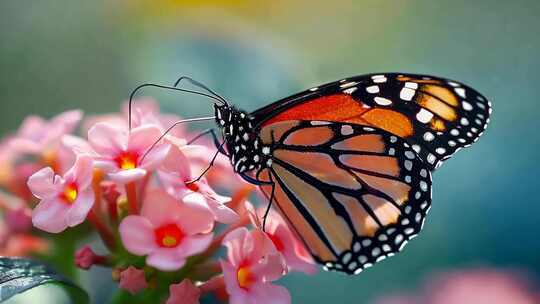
[0,257,88,303]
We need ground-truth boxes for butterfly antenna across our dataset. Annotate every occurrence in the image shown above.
[139,116,216,164]
[128,83,226,131]
[174,76,230,106]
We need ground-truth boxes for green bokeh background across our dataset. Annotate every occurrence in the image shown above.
[1,1,539,303]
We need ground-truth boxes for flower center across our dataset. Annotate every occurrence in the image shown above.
[115,152,139,170]
[237,266,255,289]
[185,181,199,192]
[267,233,285,251]
[154,224,184,248]
[60,183,78,204]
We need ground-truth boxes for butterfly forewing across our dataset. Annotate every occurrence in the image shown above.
[252,73,491,170]
[257,121,432,274]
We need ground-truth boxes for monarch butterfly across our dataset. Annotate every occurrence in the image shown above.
[131,73,491,275]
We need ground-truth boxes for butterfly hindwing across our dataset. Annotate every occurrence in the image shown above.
[256,120,432,274]
[252,73,491,170]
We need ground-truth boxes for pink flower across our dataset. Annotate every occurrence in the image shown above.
[119,189,214,271]
[10,110,82,155]
[119,266,148,295]
[87,123,170,184]
[166,279,201,304]
[246,202,317,275]
[159,144,239,224]
[75,245,106,270]
[221,227,290,304]
[27,155,95,233]
[4,206,33,233]
[123,99,186,138]
[183,141,247,191]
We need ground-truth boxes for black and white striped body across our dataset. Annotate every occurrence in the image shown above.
[214,104,271,174]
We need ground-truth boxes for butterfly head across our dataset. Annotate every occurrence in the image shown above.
[214,104,270,174]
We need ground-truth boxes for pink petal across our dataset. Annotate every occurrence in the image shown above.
[222,227,249,266]
[249,282,291,304]
[220,259,243,296]
[140,190,183,227]
[27,167,59,199]
[119,216,157,255]
[147,248,186,271]
[157,170,190,199]
[127,125,162,153]
[51,110,83,132]
[62,135,94,155]
[206,197,239,224]
[108,168,147,184]
[274,225,317,275]
[251,253,287,282]
[139,143,170,171]
[18,116,45,138]
[88,123,126,156]
[93,159,118,172]
[178,194,214,234]
[64,155,94,189]
[66,188,94,227]
[246,230,277,266]
[177,233,213,257]
[32,198,70,233]
[162,144,192,180]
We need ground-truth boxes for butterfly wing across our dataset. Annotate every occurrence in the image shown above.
[255,120,432,274]
[252,73,491,170]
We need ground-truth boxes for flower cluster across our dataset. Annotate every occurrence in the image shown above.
[0,99,316,303]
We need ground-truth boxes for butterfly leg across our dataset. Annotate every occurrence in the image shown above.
[186,140,226,184]
[188,128,228,155]
[262,174,276,232]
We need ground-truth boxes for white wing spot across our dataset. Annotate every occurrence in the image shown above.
[455,87,466,98]
[423,132,435,141]
[462,101,473,111]
[340,81,358,89]
[374,97,393,106]
[416,109,434,123]
[405,82,418,89]
[343,87,357,95]
[341,125,354,136]
[366,85,380,94]
[400,88,416,101]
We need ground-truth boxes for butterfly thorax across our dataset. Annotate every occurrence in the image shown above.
[214,104,271,174]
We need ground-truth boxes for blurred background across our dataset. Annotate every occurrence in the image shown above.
[1,1,539,303]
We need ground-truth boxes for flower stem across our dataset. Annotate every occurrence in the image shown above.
[125,182,138,215]
[88,209,116,250]
[199,275,225,294]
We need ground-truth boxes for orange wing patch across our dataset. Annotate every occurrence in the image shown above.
[262,94,414,138]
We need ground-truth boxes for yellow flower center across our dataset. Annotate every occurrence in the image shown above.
[155,224,184,248]
[61,183,78,204]
[237,266,254,289]
[116,152,138,170]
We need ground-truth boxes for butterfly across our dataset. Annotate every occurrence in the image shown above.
[132,73,491,275]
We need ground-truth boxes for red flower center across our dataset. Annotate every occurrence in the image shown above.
[237,265,256,290]
[154,223,184,248]
[59,182,78,204]
[115,151,139,170]
[267,233,285,251]
[185,181,199,192]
